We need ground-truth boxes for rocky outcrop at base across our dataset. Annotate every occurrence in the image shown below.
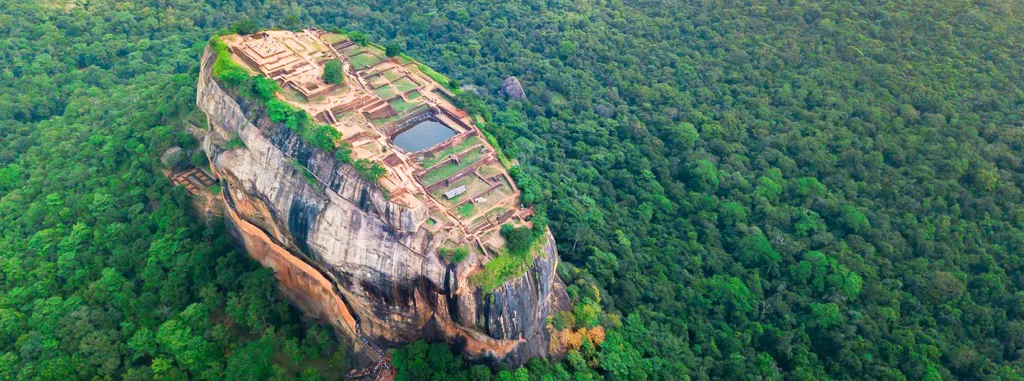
[195,46,568,365]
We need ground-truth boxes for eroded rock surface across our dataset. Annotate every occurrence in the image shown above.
[501,76,527,101]
[196,47,568,365]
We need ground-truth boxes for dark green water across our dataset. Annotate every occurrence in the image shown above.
[393,120,456,152]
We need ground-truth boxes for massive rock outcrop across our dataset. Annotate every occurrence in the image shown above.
[195,47,568,365]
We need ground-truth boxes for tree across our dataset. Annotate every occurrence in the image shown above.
[323,59,344,85]
[308,124,342,151]
[253,76,280,102]
[500,224,535,256]
[230,19,260,35]
[736,231,780,268]
[355,159,386,183]
[385,42,401,57]
[348,31,368,46]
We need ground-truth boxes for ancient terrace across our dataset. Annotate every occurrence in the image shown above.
[221,29,530,252]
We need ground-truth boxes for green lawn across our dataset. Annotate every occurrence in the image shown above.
[456,203,475,217]
[366,44,387,57]
[407,90,422,101]
[375,85,396,100]
[422,149,485,185]
[322,33,349,44]
[383,69,403,81]
[421,137,482,168]
[390,98,422,115]
[348,51,381,69]
[394,77,419,93]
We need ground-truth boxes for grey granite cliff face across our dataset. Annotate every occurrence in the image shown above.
[195,47,568,364]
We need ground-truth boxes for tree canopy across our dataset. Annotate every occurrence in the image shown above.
[323,59,344,85]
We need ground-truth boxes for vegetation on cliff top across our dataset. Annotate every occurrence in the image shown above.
[470,223,548,294]
[209,37,384,188]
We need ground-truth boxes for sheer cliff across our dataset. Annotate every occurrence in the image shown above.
[195,46,569,365]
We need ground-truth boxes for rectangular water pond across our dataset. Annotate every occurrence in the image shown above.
[392,119,456,152]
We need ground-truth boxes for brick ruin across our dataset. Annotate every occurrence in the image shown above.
[171,167,216,195]
[221,29,532,255]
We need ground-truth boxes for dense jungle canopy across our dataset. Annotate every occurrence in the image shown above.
[1,0,1023,380]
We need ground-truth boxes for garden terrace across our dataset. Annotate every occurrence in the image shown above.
[218,29,533,256]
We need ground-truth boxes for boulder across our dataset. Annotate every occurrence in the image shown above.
[501,76,527,101]
[160,147,186,170]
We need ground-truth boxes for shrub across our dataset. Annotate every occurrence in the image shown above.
[225,134,245,149]
[191,151,208,168]
[252,76,280,102]
[335,142,353,164]
[354,159,386,183]
[219,68,249,88]
[438,246,469,263]
[308,124,341,151]
[285,111,310,133]
[265,99,294,123]
[500,224,535,257]
[289,159,317,187]
[470,252,531,294]
[210,37,249,88]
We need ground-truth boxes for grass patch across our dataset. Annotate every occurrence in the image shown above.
[456,203,475,217]
[438,246,469,263]
[370,75,391,87]
[225,134,245,149]
[349,51,381,69]
[470,251,531,294]
[323,33,349,44]
[394,77,419,93]
[375,85,396,100]
[417,63,450,87]
[370,104,428,125]
[390,98,421,115]
[397,53,415,65]
[407,90,422,101]
[290,159,318,187]
[383,69,403,81]
[429,175,475,203]
[470,225,547,294]
[422,148,485,185]
[420,137,481,168]
[366,44,387,57]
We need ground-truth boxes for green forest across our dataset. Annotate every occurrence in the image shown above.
[2,0,1024,380]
